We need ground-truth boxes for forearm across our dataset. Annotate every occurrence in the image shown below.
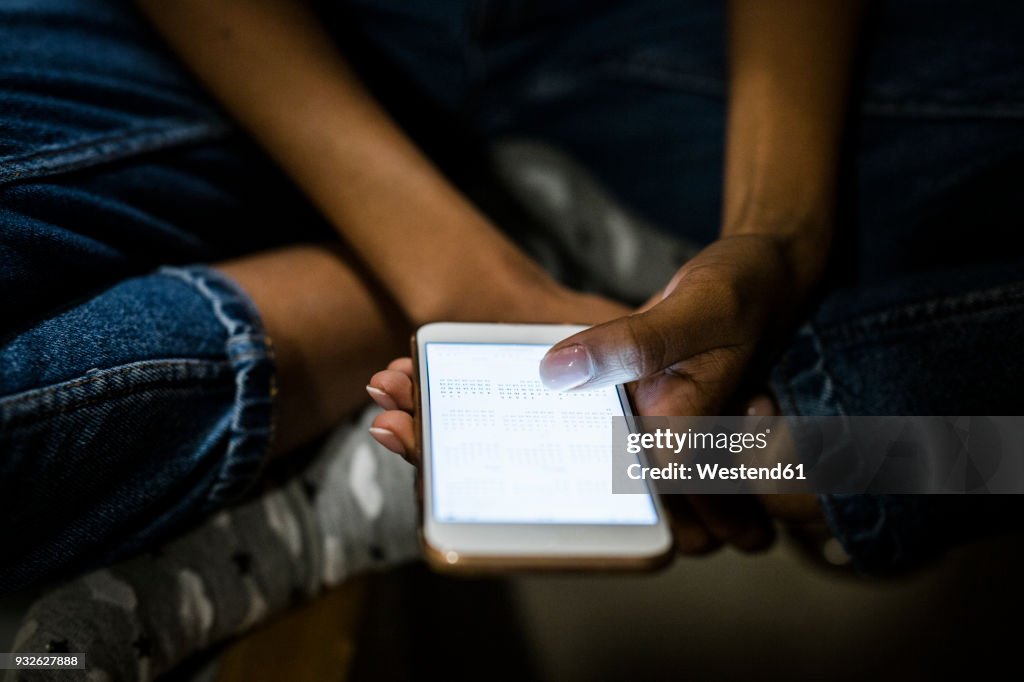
[133,0,547,323]
[723,0,866,290]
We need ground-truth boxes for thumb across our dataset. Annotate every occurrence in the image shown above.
[539,292,727,390]
[538,313,669,390]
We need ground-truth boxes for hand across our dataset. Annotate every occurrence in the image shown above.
[366,358,420,465]
[535,234,823,552]
[537,234,815,414]
[367,234,826,554]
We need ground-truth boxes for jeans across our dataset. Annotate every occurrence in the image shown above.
[1,0,1023,591]
[0,0,334,592]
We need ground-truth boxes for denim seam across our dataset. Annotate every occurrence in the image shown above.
[817,282,1024,345]
[16,380,227,423]
[782,330,905,571]
[812,324,848,417]
[773,325,875,564]
[776,324,849,419]
[601,59,725,98]
[0,118,231,187]
[0,358,218,404]
[159,265,276,505]
[0,359,232,427]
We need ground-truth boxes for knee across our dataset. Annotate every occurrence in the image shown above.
[0,267,276,593]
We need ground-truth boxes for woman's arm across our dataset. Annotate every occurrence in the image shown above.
[723,0,866,291]
[537,0,867,401]
[531,0,867,551]
[133,0,582,325]
[134,0,628,454]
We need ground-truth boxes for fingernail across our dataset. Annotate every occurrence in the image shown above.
[366,385,397,411]
[539,344,595,390]
[369,426,405,455]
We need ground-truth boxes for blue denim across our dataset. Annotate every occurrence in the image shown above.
[0,0,330,592]
[0,267,274,591]
[1,0,1023,590]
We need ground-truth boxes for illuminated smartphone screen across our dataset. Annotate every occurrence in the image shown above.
[424,342,658,525]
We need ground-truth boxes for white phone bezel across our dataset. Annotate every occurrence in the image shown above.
[414,322,673,570]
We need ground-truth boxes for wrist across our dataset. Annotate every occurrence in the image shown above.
[773,229,831,298]
[722,205,832,296]
[406,242,563,326]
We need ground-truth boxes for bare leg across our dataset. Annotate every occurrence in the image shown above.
[217,243,408,455]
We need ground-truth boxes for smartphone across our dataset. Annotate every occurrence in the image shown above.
[413,322,674,572]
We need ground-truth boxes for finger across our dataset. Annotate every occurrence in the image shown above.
[687,495,776,553]
[366,385,398,411]
[539,286,740,391]
[370,410,418,465]
[743,393,777,417]
[387,357,414,377]
[368,368,416,412]
[659,494,720,556]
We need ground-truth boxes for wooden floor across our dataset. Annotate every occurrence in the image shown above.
[215,577,367,682]
[209,564,538,682]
